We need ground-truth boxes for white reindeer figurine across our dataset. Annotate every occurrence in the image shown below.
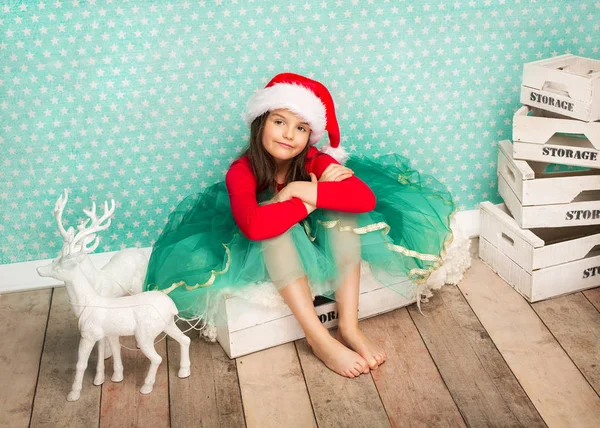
[52,190,148,299]
[37,191,191,401]
[52,190,149,359]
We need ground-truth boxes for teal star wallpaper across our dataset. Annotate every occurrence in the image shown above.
[1,0,599,264]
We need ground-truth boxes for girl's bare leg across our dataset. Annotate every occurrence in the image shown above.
[279,275,369,378]
[263,229,369,378]
[327,212,386,370]
[334,262,387,370]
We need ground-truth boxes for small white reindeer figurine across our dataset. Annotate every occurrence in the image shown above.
[52,190,148,299]
[51,190,149,359]
[37,191,191,401]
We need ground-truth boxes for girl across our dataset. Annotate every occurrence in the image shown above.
[144,73,457,378]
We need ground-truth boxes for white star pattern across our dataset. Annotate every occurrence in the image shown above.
[1,0,599,263]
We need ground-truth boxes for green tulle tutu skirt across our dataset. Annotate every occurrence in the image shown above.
[144,154,456,321]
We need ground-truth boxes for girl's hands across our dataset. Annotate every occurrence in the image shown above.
[318,164,354,182]
[275,174,318,214]
[274,182,295,203]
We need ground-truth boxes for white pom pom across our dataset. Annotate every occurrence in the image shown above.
[423,220,472,292]
[319,145,349,164]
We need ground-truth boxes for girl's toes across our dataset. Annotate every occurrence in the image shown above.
[368,357,378,369]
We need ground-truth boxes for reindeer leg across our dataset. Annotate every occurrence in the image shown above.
[103,337,113,359]
[136,335,162,395]
[93,339,105,386]
[164,320,191,378]
[107,336,123,382]
[68,337,96,402]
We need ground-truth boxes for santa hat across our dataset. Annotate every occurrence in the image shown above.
[245,73,348,163]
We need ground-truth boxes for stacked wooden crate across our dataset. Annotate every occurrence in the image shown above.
[480,54,600,302]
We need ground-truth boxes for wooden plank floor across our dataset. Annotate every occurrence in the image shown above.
[2,246,600,427]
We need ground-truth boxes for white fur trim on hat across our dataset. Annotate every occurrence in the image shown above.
[319,144,349,165]
[245,83,327,145]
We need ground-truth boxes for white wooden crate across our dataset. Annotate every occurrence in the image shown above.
[498,139,600,228]
[215,264,415,359]
[520,54,600,122]
[479,201,600,302]
[512,106,600,169]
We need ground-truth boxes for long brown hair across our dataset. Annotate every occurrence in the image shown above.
[242,112,311,193]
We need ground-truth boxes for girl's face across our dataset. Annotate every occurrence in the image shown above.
[261,109,311,165]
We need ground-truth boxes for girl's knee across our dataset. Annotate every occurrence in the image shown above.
[262,228,295,247]
[261,229,305,284]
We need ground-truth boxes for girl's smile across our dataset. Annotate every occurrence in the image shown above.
[262,109,311,164]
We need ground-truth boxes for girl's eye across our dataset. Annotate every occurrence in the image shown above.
[274,119,284,125]
[297,126,306,132]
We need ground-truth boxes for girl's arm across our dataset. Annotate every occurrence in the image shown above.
[225,161,312,241]
[288,154,376,213]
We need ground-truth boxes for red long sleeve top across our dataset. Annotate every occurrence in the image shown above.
[225,146,376,241]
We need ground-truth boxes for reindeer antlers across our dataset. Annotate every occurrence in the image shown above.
[53,189,116,256]
[54,190,73,238]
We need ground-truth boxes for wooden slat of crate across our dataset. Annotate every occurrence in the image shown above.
[0,289,51,428]
[481,201,600,271]
[480,234,600,303]
[100,336,169,428]
[409,286,544,427]
[479,202,600,301]
[498,139,600,206]
[520,54,600,122]
[167,333,245,428]
[499,172,600,228]
[522,54,600,103]
[458,259,600,426]
[29,288,101,428]
[295,337,391,428]
[512,134,600,169]
[237,343,317,428]
[513,106,600,155]
[361,308,467,427]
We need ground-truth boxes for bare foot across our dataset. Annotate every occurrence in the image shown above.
[307,332,370,378]
[337,327,387,370]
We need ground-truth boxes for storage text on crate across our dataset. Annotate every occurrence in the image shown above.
[582,264,600,279]
[528,91,574,113]
[541,146,598,162]
[565,209,600,221]
[318,310,339,324]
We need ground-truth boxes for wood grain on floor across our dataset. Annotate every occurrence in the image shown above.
[296,337,391,428]
[361,308,467,428]
[100,336,170,428]
[533,293,600,396]
[167,333,245,428]
[2,252,599,428]
[29,288,101,428]
[458,259,600,427]
[237,342,316,428]
[409,285,544,428]
[0,289,51,428]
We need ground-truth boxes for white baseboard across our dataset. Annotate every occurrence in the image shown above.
[0,208,480,295]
